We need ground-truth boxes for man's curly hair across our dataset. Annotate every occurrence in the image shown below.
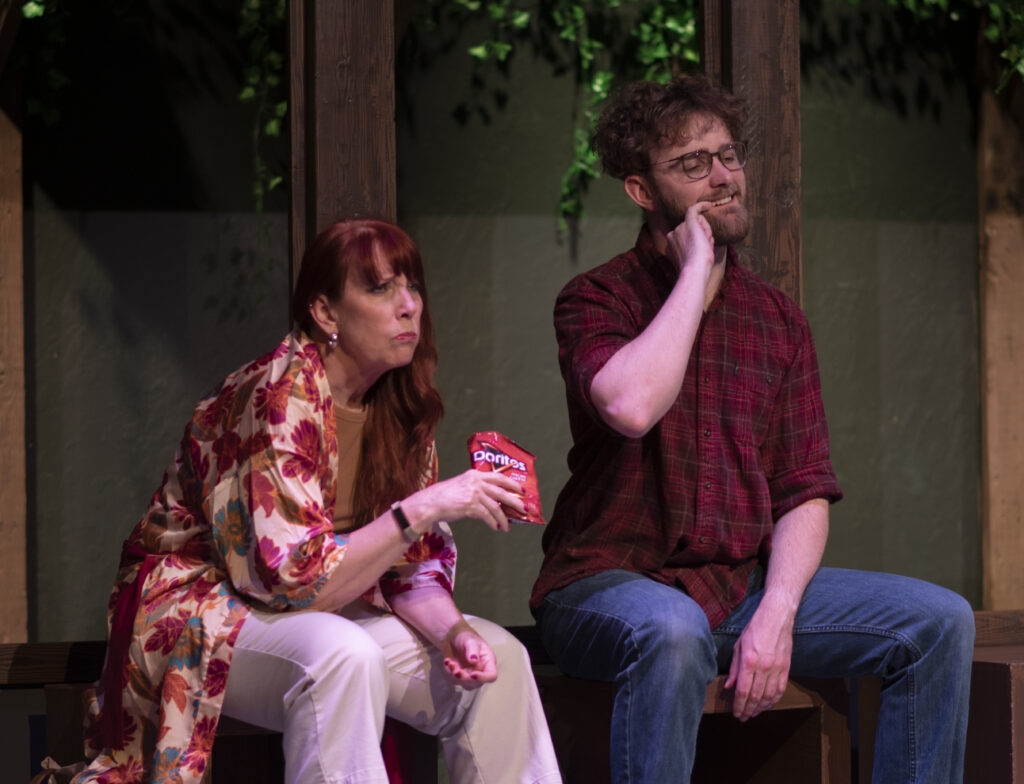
[592,74,748,180]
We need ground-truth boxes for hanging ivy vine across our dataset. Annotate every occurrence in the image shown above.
[415,0,1023,228]
[409,0,700,231]
[14,0,1024,221]
[237,0,288,211]
[880,0,1024,91]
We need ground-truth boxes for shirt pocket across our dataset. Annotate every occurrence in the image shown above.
[733,359,783,449]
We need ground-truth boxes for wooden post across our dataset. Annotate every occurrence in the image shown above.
[978,42,1024,610]
[289,0,396,287]
[699,0,802,302]
[0,1,28,643]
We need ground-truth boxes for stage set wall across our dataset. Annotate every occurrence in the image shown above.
[19,0,980,649]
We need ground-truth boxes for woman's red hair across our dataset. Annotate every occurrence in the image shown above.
[292,219,444,525]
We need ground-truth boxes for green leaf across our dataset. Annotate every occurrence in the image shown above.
[238,85,257,102]
[22,1,46,19]
[590,70,613,99]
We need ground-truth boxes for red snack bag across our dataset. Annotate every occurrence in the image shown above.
[468,431,546,525]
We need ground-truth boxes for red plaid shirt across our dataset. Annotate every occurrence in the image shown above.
[531,227,842,628]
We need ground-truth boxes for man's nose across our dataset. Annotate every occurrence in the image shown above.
[708,155,734,184]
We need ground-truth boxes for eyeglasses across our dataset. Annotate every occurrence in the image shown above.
[649,142,747,181]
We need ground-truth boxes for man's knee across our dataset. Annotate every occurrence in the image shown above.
[540,573,716,679]
[891,579,975,666]
[630,604,717,673]
[932,587,975,655]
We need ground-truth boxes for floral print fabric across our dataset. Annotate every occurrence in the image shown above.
[73,331,455,784]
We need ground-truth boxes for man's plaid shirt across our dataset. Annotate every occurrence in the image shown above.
[531,226,842,628]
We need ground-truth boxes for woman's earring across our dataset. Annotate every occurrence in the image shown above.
[328,332,339,349]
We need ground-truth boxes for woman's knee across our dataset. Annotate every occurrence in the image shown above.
[227,610,389,729]
[276,611,389,683]
[463,616,531,676]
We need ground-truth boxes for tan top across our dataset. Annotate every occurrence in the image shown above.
[333,403,368,532]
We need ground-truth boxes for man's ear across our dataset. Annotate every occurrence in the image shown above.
[624,174,657,212]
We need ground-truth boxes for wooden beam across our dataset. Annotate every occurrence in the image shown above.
[0,81,27,643]
[289,0,396,286]
[978,44,1024,610]
[0,0,21,78]
[699,0,802,302]
[0,641,105,688]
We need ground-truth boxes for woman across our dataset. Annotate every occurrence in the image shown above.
[73,219,562,784]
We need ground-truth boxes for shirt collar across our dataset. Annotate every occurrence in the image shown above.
[636,224,740,308]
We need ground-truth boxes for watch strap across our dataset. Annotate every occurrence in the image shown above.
[390,501,420,543]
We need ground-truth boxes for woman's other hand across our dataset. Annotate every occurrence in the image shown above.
[405,469,526,533]
[442,619,498,689]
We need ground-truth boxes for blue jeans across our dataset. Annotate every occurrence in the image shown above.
[535,567,974,783]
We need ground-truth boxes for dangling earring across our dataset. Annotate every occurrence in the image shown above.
[328,332,339,349]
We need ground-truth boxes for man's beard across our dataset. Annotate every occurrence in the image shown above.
[659,192,752,246]
[705,205,751,246]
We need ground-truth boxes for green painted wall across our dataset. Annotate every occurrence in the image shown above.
[801,4,980,597]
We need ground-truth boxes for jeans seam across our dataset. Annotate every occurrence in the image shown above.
[622,628,638,783]
[716,622,926,661]
[908,666,918,783]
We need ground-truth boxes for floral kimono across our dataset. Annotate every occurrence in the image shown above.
[73,331,456,784]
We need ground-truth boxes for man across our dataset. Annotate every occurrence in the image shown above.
[530,74,975,783]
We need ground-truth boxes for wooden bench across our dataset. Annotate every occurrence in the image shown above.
[3,628,851,784]
[508,625,852,784]
[963,610,1024,783]
[852,609,1024,783]
[0,640,436,783]
[20,612,1023,784]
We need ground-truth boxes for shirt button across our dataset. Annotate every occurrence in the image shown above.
[699,536,707,543]
[704,375,710,383]
[704,481,711,489]
[704,428,711,437]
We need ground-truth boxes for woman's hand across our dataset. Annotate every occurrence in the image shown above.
[441,619,498,689]
[403,469,526,533]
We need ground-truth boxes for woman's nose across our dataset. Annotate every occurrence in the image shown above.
[397,288,418,316]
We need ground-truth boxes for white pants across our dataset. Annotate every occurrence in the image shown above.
[221,604,562,784]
